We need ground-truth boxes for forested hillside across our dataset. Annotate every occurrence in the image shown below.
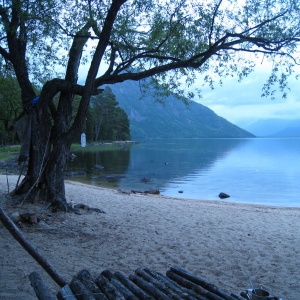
[109,81,255,140]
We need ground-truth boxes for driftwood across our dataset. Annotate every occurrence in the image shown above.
[129,273,171,300]
[143,268,201,300]
[101,270,114,281]
[77,269,107,300]
[70,276,96,300]
[0,207,67,287]
[135,268,183,300]
[166,270,226,300]
[95,274,125,300]
[57,285,77,300]
[101,271,138,300]
[29,272,56,300]
[114,271,152,300]
[26,264,278,300]
[170,266,237,300]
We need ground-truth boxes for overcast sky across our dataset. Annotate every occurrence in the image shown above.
[78,58,300,128]
[193,66,300,127]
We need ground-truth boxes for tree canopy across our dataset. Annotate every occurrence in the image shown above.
[0,0,299,209]
[1,1,300,100]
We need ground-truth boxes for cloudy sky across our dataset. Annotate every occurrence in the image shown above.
[193,65,300,127]
[78,56,300,128]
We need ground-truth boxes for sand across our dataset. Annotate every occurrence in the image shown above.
[0,175,299,300]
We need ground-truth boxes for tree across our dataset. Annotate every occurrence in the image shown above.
[113,107,130,141]
[0,75,23,145]
[0,0,299,210]
[89,86,130,141]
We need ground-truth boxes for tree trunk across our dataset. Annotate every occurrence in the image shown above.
[13,105,52,194]
[13,92,73,210]
[42,140,72,210]
[14,127,73,210]
[12,20,93,209]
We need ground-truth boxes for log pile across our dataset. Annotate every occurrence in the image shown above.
[30,266,249,300]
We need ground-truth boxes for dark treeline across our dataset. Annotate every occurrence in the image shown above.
[85,86,130,142]
[0,76,23,145]
[0,79,130,146]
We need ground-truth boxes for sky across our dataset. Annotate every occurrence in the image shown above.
[193,66,300,127]
[78,56,300,128]
[79,61,300,128]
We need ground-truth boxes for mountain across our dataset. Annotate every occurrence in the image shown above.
[107,80,254,140]
[270,126,300,137]
[241,118,300,137]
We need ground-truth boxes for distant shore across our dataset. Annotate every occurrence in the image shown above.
[0,175,300,300]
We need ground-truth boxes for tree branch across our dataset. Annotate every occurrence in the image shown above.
[0,45,10,60]
[68,0,128,142]
[38,78,102,109]
[209,0,223,46]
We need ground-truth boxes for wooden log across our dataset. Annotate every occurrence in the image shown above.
[114,271,152,300]
[95,274,126,300]
[166,270,226,300]
[143,268,201,300]
[77,269,108,300]
[229,293,244,300]
[57,284,77,300]
[110,278,140,300]
[101,270,139,300]
[101,270,114,281]
[70,276,96,300]
[170,266,237,300]
[29,272,56,300]
[135,268,182,300]
[0,208,67,287]
[129,273,172,300]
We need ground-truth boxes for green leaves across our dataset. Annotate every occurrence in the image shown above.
[88,86,130,141]
[1,0,300,125]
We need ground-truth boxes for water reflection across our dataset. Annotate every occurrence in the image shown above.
[68,138,247,190]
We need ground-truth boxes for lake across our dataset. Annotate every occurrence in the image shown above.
[68,138,300,207]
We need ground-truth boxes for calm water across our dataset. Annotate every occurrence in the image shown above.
[68,138,300,207]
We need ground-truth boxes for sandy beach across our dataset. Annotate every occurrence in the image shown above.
[0,175,299,299]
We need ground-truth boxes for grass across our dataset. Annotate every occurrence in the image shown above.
[0,145,20,160]
[71,141,135,152]
[0,142,133,159]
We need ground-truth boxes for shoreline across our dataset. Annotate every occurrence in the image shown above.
[1,175,300,299]
[68,177,300,209]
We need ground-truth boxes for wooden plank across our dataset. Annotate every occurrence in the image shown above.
[29,272,56,300]
[0,208,67,287]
